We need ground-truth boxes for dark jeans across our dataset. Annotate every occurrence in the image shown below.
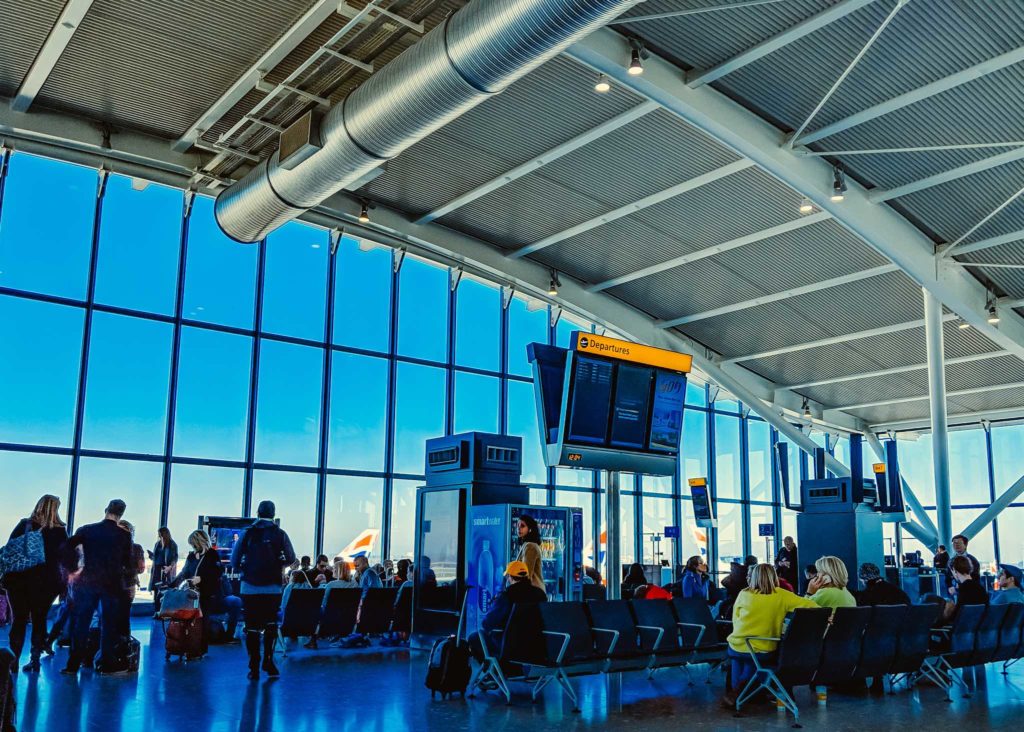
[6,574,60,662]
[222,595,242,636]
[729,647,773,693]
[70,584,124,669]
[242,594,281,632]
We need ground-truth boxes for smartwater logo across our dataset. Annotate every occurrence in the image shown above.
[473,517,500,526]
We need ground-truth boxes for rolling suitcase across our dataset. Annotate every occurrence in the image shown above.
[424,591,471,699]
[165,615,205,661]
[125,636,141,673]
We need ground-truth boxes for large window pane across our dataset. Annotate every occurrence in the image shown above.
[896,434,935,507]
[397,256,448,362]
[952,508,996,570]
[620,495,636,567]
[992,424,1024,495]
[75,457,162,589]
[173,327,252,460]
[455,277,500,371]
[182,196,258,329]
[556,490,593,571]
[508,380,545,484]
[748,420,773,503]
[323,476,383,560]
[252,470,317,559]
[82,313,172,454]
[680,499,708,564]
[261,221,328,340]
[393,363,446,475]
[555,468,594,489]
[681,409,708,483]
[94,175,182,314]
[255,340,323,467]
[749,504,774,564]
[166,464,244,548]
[389,479,418,562]
[999,507,1024,567]
[642,475,673,494]
[949,428,989,505]
[0,153,95,299]
[0,451,71,526]
[328,352,388,471]
[714,414,741,500]
[686,382,707,408]
[333,238,391,352]
[716,501,744,573]
[0,297,83,446]
[641,495,673,567]
[507,295,547,377]
[453,371,499,434]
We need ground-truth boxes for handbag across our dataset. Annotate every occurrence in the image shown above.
[0,521,46,576]
[158,586,201,621]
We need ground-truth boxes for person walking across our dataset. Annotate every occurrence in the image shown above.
[148,527,179,613]
[61,499,134,675]
[4,495,69,673]
[230,501,296,679]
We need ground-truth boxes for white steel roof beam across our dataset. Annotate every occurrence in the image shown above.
[834,380,1024,412]
[871,406,1024,430]
[686,0,878,88]
[416,101,658,225]
[608,0,787,25]
[588,211,831,292]
[940,229,1024,257]
[799,142,1024,156]
[507,158,753,259]
[566,30,1024,360]
[783,350,1008,391]
[870,146,1024,203]
[721,315,957,364]
[795,45,1024,146]
[657,263,898,328]
[173,0,341,152]
[10,0,96,112]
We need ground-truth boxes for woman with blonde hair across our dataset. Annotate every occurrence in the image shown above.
[722,563,818,708]
[5,494,69,672]
[806,556,856,610]
[167,530,230,651]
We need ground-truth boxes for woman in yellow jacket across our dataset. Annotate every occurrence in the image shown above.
[723,563,818,708]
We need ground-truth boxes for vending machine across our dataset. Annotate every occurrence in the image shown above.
[465,504,583,634]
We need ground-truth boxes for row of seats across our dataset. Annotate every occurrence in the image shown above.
[471,597,728,711]
[278,587,410,650]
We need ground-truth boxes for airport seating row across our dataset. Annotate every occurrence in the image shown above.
[278,587,411,651]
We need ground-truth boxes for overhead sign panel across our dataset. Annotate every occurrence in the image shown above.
[572,332,693,373]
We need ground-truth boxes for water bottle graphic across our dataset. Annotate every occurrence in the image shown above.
[478,540,494,613]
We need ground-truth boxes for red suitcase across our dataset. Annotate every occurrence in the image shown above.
[164,615,205,661]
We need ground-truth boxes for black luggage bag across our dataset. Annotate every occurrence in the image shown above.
[424,591,471,699]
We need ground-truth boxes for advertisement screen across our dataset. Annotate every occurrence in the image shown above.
[649,371,686,452]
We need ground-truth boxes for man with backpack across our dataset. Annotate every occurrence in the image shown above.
[230,501,296,679]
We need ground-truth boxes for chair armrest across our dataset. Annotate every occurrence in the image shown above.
[542,630,572,664]
[743,636,782,668]
[636,624,666,651]
[677,622,706,649]
[590,627,620,656]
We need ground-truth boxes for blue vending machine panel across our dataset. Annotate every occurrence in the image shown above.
[466,504,509,635]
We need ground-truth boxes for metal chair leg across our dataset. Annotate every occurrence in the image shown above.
[555,669,580,713]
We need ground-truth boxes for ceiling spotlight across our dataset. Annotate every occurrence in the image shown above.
[358,201,371,223]
[802,398,812,419]
[799,197,814,215]
[628,39,647,76]
[988,305,1000,324]
[548,269,561,297]
[830,166,847,202]
[594,74,611,93]
[957,319,970,330]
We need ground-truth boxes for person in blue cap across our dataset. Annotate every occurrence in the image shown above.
[993,564,1024,605]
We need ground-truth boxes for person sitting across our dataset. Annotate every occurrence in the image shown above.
[722,564,818,708]
[856,562,910,606]
[806,556,856,611]
[585,566,603,586]
[281,571,311,615]
[621,563,648,600]
[719,556,758,619]
[311,554,333,586]
[324,559,358,592]
[993,564,1024,605]
[679,555,711,602]
[294,555,315,584]
[394,559,411,586]
[943,555,989,620]
[470,561,547,665]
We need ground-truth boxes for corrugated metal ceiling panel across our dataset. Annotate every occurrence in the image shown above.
[37,0,321,138]
[945,355,1024,391]
[801,371,927,408]
[0,0,65,97]
[953,242,1024,301]
[846,400,933,425]
[948,385,1024,415]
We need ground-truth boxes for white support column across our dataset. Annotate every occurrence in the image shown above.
[924,288,952,549]
[605,471,622,600]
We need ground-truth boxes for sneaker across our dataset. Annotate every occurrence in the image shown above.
[22,660,40,673]
[97,664,131,676]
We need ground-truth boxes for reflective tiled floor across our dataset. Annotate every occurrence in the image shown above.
[4,621,1024,731]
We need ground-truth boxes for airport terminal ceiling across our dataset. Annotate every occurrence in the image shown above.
[4,0,1024,435]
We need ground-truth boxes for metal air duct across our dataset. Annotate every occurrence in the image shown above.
[214,0,644,243]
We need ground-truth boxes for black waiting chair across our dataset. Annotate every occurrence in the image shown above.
[889,603,942,689]
[356,588,398,634]
[278,588,325,655]
[585,600,648,672]
[630,599,689,677]
[319,588,361,638]
[923,603,986,699]
[852,604,906,688]
[391,584,413,634]
[672,597,729,682]
[992,602,1024,672]
[470,601,544,704]
[735,607,832,726]
[813,606,872,687]
[972,603,1010,666]
[582,584,607,601]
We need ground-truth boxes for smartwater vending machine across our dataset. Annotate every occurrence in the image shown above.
[466,504,583,634]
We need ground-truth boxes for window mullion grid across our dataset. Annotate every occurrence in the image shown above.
[706,400,718,574]
[739,409,751,560]
[445,271,456,437]
[985,426,1000,565]
[381,250,401,561]
[241,237,267,517]
[315,229,336,557]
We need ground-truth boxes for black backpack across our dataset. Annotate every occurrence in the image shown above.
[425,591,471,699]
[238,525,285,586]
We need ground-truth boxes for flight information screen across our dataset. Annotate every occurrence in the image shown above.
[566,356,614,445]
[609,364,653,449]
[649,371,686,452]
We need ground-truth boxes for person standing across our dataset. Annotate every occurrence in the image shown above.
[774,536,799,590]
[515,515,545,594]
[148,527,179,612]
[169,530,228,651]
[61,499,133,675]
[117,520,147,637]
[946,534,981,597]
[230,501,296,679]
[4,495,69,673]
[933,544,950,571]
